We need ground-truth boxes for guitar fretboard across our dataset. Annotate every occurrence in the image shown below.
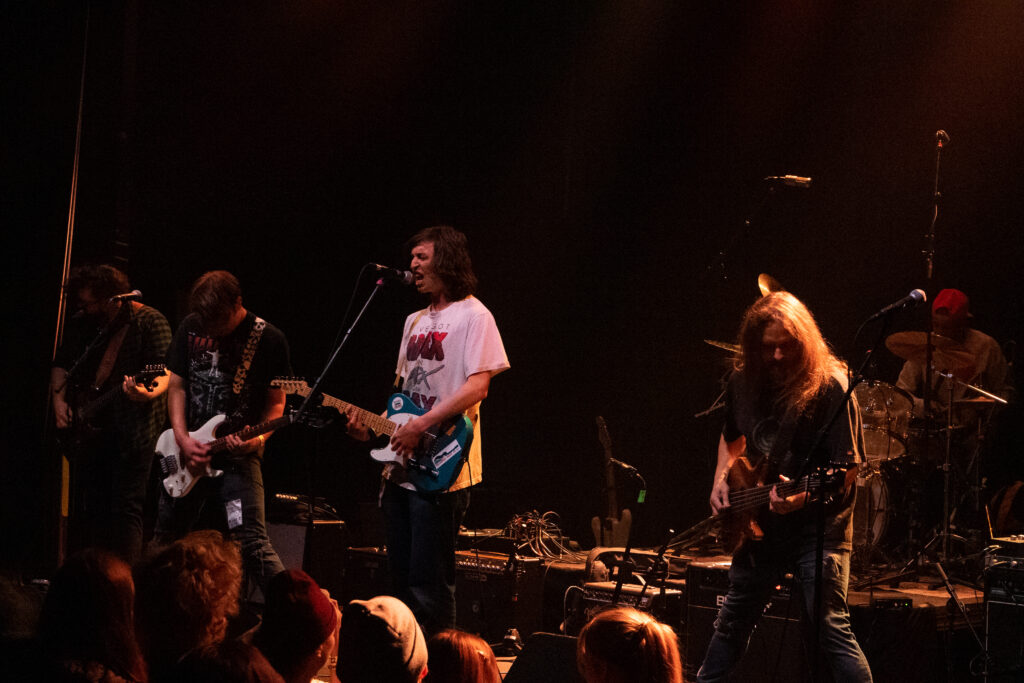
[318,394,396,437]
[207,415,293,455]
[273,380,396,437]
[719,475,821,517]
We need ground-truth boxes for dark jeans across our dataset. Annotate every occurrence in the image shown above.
[152,455,284,598]
[381,479,470,636]
[71,434,153,565]
[697,541,872,683]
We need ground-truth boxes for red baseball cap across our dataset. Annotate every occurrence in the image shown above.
[932,288,971,323]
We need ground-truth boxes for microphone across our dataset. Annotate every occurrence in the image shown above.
[764,175,812,188]
[609,457,638,472]
[107,290,143,303]
[371,264,415,286]
[867,289,927,321]
[936,130,950,148]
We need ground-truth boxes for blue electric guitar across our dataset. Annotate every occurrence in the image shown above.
[271,378,474,493]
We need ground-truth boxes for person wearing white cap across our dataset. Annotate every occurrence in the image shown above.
[337,595,428,683]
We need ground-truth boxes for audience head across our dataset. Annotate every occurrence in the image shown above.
[133,530,242,675]
[37,548,146,682]
[174,641,285,683]
[254,569,340,683]
[425,629,500,683]
[337,595,428,683]
[576,607,683,683]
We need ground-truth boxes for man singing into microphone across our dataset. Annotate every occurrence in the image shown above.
[51,264,171,563]
[345,225,509,635]
[696,292,872,682]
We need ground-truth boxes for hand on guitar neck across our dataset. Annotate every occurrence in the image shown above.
[767,474,810,515]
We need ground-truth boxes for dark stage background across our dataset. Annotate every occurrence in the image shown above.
[4,1,1023,575]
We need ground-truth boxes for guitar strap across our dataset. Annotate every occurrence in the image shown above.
[232,317,266,396]
[92,309,132,391]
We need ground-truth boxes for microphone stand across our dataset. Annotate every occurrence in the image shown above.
[610,466,648,606]
[793,312,893,681]
[291,275,392,554]
[704,184,776,282]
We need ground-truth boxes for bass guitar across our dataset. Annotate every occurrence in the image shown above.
[674,456,856,554]
[271,378,473,494]
[590,416,632,547]
[156,413,294,498]
[58,364,167,447]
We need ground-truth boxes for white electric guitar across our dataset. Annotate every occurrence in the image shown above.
[156,413,293,498]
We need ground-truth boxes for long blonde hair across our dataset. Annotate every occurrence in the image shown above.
[736,292,845,414]
[576,607,683,683]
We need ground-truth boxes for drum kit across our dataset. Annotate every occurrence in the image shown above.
[704,275,1008,573]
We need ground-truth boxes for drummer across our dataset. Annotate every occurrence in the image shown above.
[896,288,1011,419]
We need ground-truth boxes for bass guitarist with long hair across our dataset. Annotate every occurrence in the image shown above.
[696,292,872,682]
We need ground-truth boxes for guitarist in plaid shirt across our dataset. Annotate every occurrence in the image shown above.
[52,264,171,564]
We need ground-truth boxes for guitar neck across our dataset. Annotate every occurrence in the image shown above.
[318,394,396,437]
[207,415,293,455]
[724,475,818,516]
[79,368,165,421]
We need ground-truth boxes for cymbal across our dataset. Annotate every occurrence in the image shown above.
[885,331,976,371]
[704,339,741,354]
[757,273,786,297]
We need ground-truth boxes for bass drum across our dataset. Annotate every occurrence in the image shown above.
[853,460,937,558]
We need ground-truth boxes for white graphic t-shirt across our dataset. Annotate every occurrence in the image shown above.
[387,296,509,491]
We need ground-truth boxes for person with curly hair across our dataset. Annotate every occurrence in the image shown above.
[425,629,500,683]
[576,607,683,683]
[132,530,242,681]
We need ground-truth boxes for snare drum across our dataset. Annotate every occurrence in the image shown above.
[853,381,914,463]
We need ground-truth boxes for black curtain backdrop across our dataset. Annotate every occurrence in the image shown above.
[5,0,1023,574]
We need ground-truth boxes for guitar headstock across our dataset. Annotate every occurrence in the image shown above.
[138,364,167,390]
[271,377,312,397]
[596,416,612,454]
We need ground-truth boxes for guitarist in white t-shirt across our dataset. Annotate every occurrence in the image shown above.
[344,225,509,635]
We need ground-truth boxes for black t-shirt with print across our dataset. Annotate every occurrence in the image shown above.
[168,311,291,432]
[723,370,862,550]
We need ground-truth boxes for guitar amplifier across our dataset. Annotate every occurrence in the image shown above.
[342,546,391,603]
[455,551,545,643]
[985,561,1024,681]
[342,547,544,643]
[564,581,685,636]
[684,558,810,682]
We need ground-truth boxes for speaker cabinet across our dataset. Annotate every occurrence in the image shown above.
[267,520,348,597]
[985,563,1024,681]
[684,559,811,682]
[341,547,544,643]
[342,546,391,603]
[455,551,544,643]
[503,632,584,683]
[564,581,685,636]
